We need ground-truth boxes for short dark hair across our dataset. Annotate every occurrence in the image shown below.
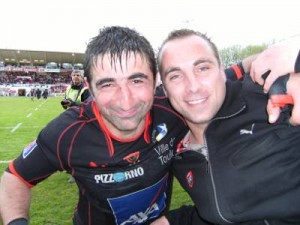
[71,70,83,77]
[157,29,221,75]
[84,26,157,84]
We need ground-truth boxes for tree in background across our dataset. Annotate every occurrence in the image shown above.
[220,43,269,68]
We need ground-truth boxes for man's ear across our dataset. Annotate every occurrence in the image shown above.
[220,66,227,81]
[162,84,168,97]
[155,71,162,87]
[86,82,95,99]
[86,80,90,89]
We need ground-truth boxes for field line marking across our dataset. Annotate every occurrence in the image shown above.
[26,113,32,118]
[11,123,22,133]
[0,160,12,164]
[0,125,41,129]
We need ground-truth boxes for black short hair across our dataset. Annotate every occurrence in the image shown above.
[84,26,157,84]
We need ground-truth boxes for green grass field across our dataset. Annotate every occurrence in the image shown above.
[0,96,192,225]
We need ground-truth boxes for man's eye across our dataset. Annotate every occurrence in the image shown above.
[132,79,144,84]
[99,83,113,89]
[169,74,180,81]
[197,66,209,72]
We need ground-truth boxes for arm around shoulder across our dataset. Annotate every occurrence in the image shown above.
[0,171,31,225]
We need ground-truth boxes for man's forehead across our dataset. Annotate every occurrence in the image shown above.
[93,52,149,71]
[162,37,215,64]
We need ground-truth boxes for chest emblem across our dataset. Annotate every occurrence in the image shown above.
[123,151,140,164]
[152,123,168,143]
[186,171,194,188]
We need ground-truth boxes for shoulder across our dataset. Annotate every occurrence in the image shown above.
[40,101,96,138]
[152,96,187,127]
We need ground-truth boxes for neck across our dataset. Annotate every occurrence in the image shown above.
[187,122,207,145]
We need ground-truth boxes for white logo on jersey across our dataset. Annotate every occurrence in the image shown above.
[240,123,255,135]
[94,167,144,184]
[22,140,37,159]
[154,143,174,165]
[121,203,159,225]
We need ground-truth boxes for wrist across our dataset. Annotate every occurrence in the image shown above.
[7,218,28,225]
[295,49,300,73]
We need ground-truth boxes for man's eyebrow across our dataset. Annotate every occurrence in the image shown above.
[164,58,214,78]
[164,67,180,77]
[193,58,213,66]
[95,73,148,86]
[95,77,115,86]
[128,73,148,80]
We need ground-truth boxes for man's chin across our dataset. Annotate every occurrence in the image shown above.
[114,119,144,133]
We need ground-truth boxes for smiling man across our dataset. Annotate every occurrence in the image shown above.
[153,29,300,225]
[0,26,188,225]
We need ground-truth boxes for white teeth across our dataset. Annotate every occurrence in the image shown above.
[188,98,205,105]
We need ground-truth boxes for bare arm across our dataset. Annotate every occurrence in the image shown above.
[0,172,31,225]
[250,39,300,92]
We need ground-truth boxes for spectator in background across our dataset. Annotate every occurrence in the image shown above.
[60,70,90,109]
[42,89,49,100]
[35,88,41,100]
[61,70,91,183]
[30,89,35,101]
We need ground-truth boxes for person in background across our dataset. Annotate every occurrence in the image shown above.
[60,70,90,109]
[42,89,49,100]
[61,70,91,183]
[35,88,41,100]
[30,88,35,101]
[152,29,300,225]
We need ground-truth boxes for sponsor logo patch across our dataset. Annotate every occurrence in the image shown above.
[22,140,37,159]
[108,174,169,225]
[186,171,194,188]
[152,123,168,143]
[94,167,144,184]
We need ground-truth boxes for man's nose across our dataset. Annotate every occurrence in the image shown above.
[117,85,134,110]
[185,73,202,93]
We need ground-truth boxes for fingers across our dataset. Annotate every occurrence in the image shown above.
[287,73,300,125]
[263,71,279,93]
[289,104,300,125]
[250,61,266,86]
[267,99,281,124]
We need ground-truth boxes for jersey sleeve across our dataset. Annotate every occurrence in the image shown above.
[164,205,212,225]
[7,137,60,187]
[225,63,245,81]
[6,113,72,187]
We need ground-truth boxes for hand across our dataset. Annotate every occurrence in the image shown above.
[250,42,299,92]
[267,73,300,125]
[150,216,170,225]
[61,99,72,109]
